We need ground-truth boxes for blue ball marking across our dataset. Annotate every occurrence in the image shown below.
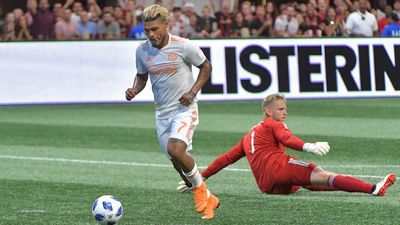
[116,206,122,217]
[95,214,105,221]
[102,201,113,211]
[92,199,98,211]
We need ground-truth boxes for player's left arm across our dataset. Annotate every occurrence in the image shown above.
[179,40,211,106]
[179,60,211,106]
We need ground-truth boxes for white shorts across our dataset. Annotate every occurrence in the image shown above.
[156,103,199,159]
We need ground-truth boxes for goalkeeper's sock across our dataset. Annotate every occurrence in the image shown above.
[183,164,203,188]
[328,175,373,193]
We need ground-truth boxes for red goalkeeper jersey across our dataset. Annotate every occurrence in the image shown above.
[202,117,305,193]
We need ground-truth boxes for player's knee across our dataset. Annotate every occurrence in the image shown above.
[167,139,186,159]
[311,166,336,185]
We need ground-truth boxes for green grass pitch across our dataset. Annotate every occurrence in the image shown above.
[0,98,399,225]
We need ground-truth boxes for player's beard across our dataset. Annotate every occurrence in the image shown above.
[151,33,168,49]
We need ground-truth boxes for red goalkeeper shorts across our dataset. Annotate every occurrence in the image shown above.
[266,156,317,194]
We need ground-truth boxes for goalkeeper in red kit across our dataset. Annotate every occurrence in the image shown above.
[178,93,396,195]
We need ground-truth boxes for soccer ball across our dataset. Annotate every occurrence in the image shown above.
[91,195,123,225]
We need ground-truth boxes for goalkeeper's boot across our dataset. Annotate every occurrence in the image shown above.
[193,181,208,212]
[372,173,396,196]
[177,180,193,193]
[201,194,220,220]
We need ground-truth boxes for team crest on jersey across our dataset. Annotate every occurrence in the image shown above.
[146,56,153,62]
[168,52,177,61]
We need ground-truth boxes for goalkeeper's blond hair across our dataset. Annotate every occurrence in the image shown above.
[142,4,169,22]
[262,93,286,115]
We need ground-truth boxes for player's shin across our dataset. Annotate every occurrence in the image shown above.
[327,175,374,193]
[182,164,204,189]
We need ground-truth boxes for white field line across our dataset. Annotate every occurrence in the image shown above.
[17,210,46,213]
[0,155,398,179]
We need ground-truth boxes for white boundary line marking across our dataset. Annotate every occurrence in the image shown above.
[17,210,46,213]
[0,155,398,179]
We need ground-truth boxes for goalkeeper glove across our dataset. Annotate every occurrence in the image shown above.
[303,142,330,156]
[176,180,192,193]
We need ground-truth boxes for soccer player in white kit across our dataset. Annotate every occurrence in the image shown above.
[125,4,219,220]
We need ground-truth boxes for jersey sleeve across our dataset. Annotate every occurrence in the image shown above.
[272,121,305,151]
[183,40,206,67]
[372,17,378,32]
[344,14,354,33]
[135,45,147,74]
[201,138,245,179]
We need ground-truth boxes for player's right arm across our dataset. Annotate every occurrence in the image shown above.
[201,138,245,180]
[127,44,148,101]
[126,73,148,101]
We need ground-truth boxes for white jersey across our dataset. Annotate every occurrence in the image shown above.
[345,11,378,37]
[136,34,206,119]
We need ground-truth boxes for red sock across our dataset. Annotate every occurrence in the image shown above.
[329,175,373,193]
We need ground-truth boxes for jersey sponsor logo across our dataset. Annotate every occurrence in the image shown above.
[168,52,177,61]
[147,63,178,75]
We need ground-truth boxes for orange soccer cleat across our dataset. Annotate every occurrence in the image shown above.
[372,173,396,196]
[201,194,220,220]
[193,181,208,212]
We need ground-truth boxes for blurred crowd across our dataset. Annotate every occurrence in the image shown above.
[1,0,400,41]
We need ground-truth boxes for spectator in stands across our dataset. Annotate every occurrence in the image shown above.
[303,2,323,37]
[335,2,351,22]
[2,13,16,41]
[0,4,4,33]
[87,0,102,19]
[16,13,33,40]
[393,0,400,18]
[118,0,136,30]
[377,4,392,33]
[28,0,55,40]
[345,0,378,36]
[77,11,97,39]
[72,1,84,25]
[374,0,388,21]
[250,5,272,37]
[231,11,250,37]
[320,6,345,37]
[129,15,145,39]
[114,6,129,37]
[240,1,254,24]
[265,1,277,21]
[184,13,204,38]
[352,0,360,12]
[381,12,400,36]
[13,8,24,37]
[296,11,307,36]
[169,7,187,37]
[182,2,195,23]
[13,8,24,22]
[55,8,77,40]
[53,2,63,22]
[317,0,329,19]
[199,5,221,38]
[63,0,83,25]
[183,2,206,32]
[211,0,234,37]
[97,11,121,39]
[274,4,299,37]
